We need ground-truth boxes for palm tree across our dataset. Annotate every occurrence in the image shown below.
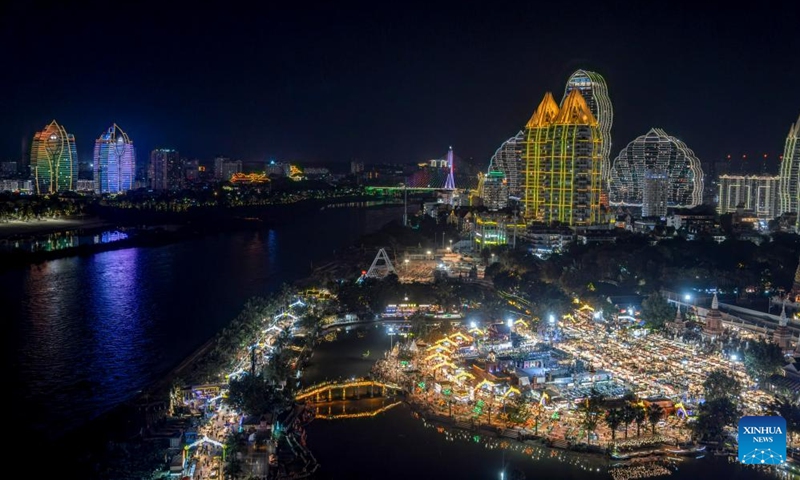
[647,403,664,435]
[621,404,635,439]
[634,406,647,437]
[531,404,544,436]
[579,389,606,444]
[605,408,624,442]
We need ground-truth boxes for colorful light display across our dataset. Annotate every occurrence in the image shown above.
[230,172,270,183]
[522,90,602,226]
[93,124,136,193]
[31,120,78,194]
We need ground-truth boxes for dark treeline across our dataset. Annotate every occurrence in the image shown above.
[484,232,800,317]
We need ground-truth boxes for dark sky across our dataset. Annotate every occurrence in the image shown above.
[1,1,798,171]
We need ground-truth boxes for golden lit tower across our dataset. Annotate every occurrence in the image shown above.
[522,90,602,226]
[31,120,78,194]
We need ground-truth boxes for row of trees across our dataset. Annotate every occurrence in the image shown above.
[0,183,369,221]
[577,390,665,446]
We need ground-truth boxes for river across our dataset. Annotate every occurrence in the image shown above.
[3,203,405,446]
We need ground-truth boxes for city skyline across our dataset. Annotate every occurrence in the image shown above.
[1,2,798,168]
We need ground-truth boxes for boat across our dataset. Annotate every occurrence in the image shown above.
[362,350,370,358]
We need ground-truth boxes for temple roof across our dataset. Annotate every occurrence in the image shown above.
[526,92,560,128]
[780,301,788,327]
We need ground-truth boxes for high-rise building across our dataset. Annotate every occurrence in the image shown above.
[642,170,669,217]
[717,174,781,219]
[220,159,242,181]
[31,120,78,194]
[482,170,509,210]
[778,115,800,221]
[213,156,243,181]
[487,131,524,199]
[149,149,180,191]
[184,159,200,183]
[214,156,230,180]
[350,160,364,175]
[609,128,704,209]
[93,124,136,194]
[522,90,602,226]
[562,70,613,190]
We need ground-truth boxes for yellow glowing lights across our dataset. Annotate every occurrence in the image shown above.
[230,172,270,183]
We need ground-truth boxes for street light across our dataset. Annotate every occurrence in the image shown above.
[684,294,691,301]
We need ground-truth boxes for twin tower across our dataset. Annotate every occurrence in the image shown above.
[30,120,135,195]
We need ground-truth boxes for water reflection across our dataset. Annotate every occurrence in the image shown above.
[4,205,406,444]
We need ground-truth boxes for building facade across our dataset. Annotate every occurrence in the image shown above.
[522,90,602,226]
[642,170,668,217]
[482,170,509,210]
[487,131,525,199]
[562,70,613,191]
[31,120,78,194]
[93,124,136,194]
[778,115,800,224]
[472,213,526,249]
[220,159,242,181]
[149,149,180,191]
[717,174,781,219]
[609,128,704,209]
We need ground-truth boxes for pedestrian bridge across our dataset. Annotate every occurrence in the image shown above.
[295,378,403,403]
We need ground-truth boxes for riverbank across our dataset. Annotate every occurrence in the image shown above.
[0,195,396,272]
[0,216,115,237]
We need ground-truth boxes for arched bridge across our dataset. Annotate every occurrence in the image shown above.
[295,378,403,404]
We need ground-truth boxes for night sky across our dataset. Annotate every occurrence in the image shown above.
[1,1,798,171]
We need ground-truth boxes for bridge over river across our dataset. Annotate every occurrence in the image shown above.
[296,378,406,420]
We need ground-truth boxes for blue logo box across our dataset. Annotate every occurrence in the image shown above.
[738,415,786,465]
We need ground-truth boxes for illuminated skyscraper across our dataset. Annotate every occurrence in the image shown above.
[717,174,780,219]
[609,128,704,209]
[30,120,78,194]
[522,90,602,226]
[488,131,524,199]
[778,114,800,222]
[562,70,613,190]
[482,170,509,210]
[93,124,136,194]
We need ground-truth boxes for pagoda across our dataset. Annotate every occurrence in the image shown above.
[702,293,724,341]
[773,301,793,351]
[666,304,686,335]
[791,256,800,304]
